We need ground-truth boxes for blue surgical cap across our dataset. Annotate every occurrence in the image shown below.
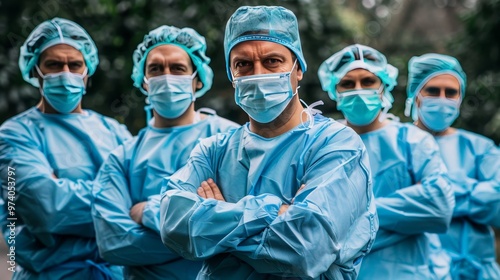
[223,5,307,81]
[19,17,99,88]
[317,44,398,102]
[131,25,213,97]
[405,53,467,120]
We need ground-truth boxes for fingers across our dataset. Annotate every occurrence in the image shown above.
[278,204,289,215]
[198,178,225,201]
[129,202,146,225]
[207,178,225,201]
[296,184,306,195]
[197,181,208,198]
[291,184,306,204]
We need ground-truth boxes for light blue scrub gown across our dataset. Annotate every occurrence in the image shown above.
[92,112,239,280]
[435,129,500,280]
[0,107,131,280]
[160,114,378,280]
[356,121,455,280]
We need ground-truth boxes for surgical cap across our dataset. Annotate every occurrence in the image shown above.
[131,25,213,97]
[223,5,307,81]
[19,17,99,88]
[405,53,467,120]
[318,44,398,101]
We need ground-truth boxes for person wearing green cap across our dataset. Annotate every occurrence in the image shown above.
[407,53,500,280]
[159,6,378,279]
[0,18,131,279]
[91,25,239,280]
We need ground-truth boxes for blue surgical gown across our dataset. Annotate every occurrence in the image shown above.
[435,129,500,280]
[160,115,378,279]
[0,107,131,280]
[355,121,455,280]
[91,113,239,280]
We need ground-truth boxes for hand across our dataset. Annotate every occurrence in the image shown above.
[198,178,226,201]
[130,202,147,225]
[278,184,306,216]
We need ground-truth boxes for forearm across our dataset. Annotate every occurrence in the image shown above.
[160,189,281,260]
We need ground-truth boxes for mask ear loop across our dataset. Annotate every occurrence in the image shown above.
[378,85,396,122]
[144,96,153,125]
[300,99,324,128]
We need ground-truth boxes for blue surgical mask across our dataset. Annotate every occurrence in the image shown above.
[145,72,196,119]
[418,95,460,132]
[233,60,298,124]
[36,66,87,114]
[337,87,383,126]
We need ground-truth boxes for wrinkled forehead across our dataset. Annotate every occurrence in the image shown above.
[39,44,84,62]
[422,73,461,89]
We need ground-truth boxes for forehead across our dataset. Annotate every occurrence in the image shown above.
[342,68,378,79]
[146,44,191,65]
[424,74,460,88]
[230,41,293,59]
[39,44,84,62]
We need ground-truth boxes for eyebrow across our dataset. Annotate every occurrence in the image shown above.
[42,59,84,65]
[232,52,289,62]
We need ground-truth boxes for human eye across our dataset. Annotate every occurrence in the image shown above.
[234,60,252,75]
[69,61,84,71]
[45,61,64,70]
[264,57,283,68]
[361,77,377,87]
[147,64,163,75]
[445,88,459,98]
[424,87,441,96]
[171,64,188,74]
[338,80,355,90]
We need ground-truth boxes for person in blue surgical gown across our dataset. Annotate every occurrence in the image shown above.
[91,25,239,280]
[159,6,378,280]
[0,18,131,279]
[406,53,500,280]
[318,44,455,279]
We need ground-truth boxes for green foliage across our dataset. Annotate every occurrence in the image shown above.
[451,0,500,143]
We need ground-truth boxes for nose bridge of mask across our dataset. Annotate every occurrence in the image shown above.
[231,59,297,84]
[338,84,383,99]
[418,92,462,108]
[144,70,197,85]
[35,65,88,80]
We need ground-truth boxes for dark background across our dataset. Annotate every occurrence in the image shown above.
[0,0,499,277]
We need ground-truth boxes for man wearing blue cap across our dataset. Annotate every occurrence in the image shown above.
[159,6,378,279]
[91,25,238,280]
[0,18,131,279]
[406,53,500,280]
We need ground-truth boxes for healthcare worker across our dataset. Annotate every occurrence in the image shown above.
[318,44,455,279]
[159,6,378,279]
[91,25,239,280]
[0,18,131,279]
[406,53,500,280]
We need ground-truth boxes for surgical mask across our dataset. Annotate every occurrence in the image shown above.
[233,60,298,124]
[337,86,383,126]
[418,95,460,132]
[36,66,87,114]
[145,72,196,119]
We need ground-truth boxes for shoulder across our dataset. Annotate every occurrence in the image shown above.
[87,110,132,139]
[311,115,365,149]
[206,114,240,131]
[194,125,244,157]
[454,129,497,154]
[398,122,438,150]
[0,108,41,140]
